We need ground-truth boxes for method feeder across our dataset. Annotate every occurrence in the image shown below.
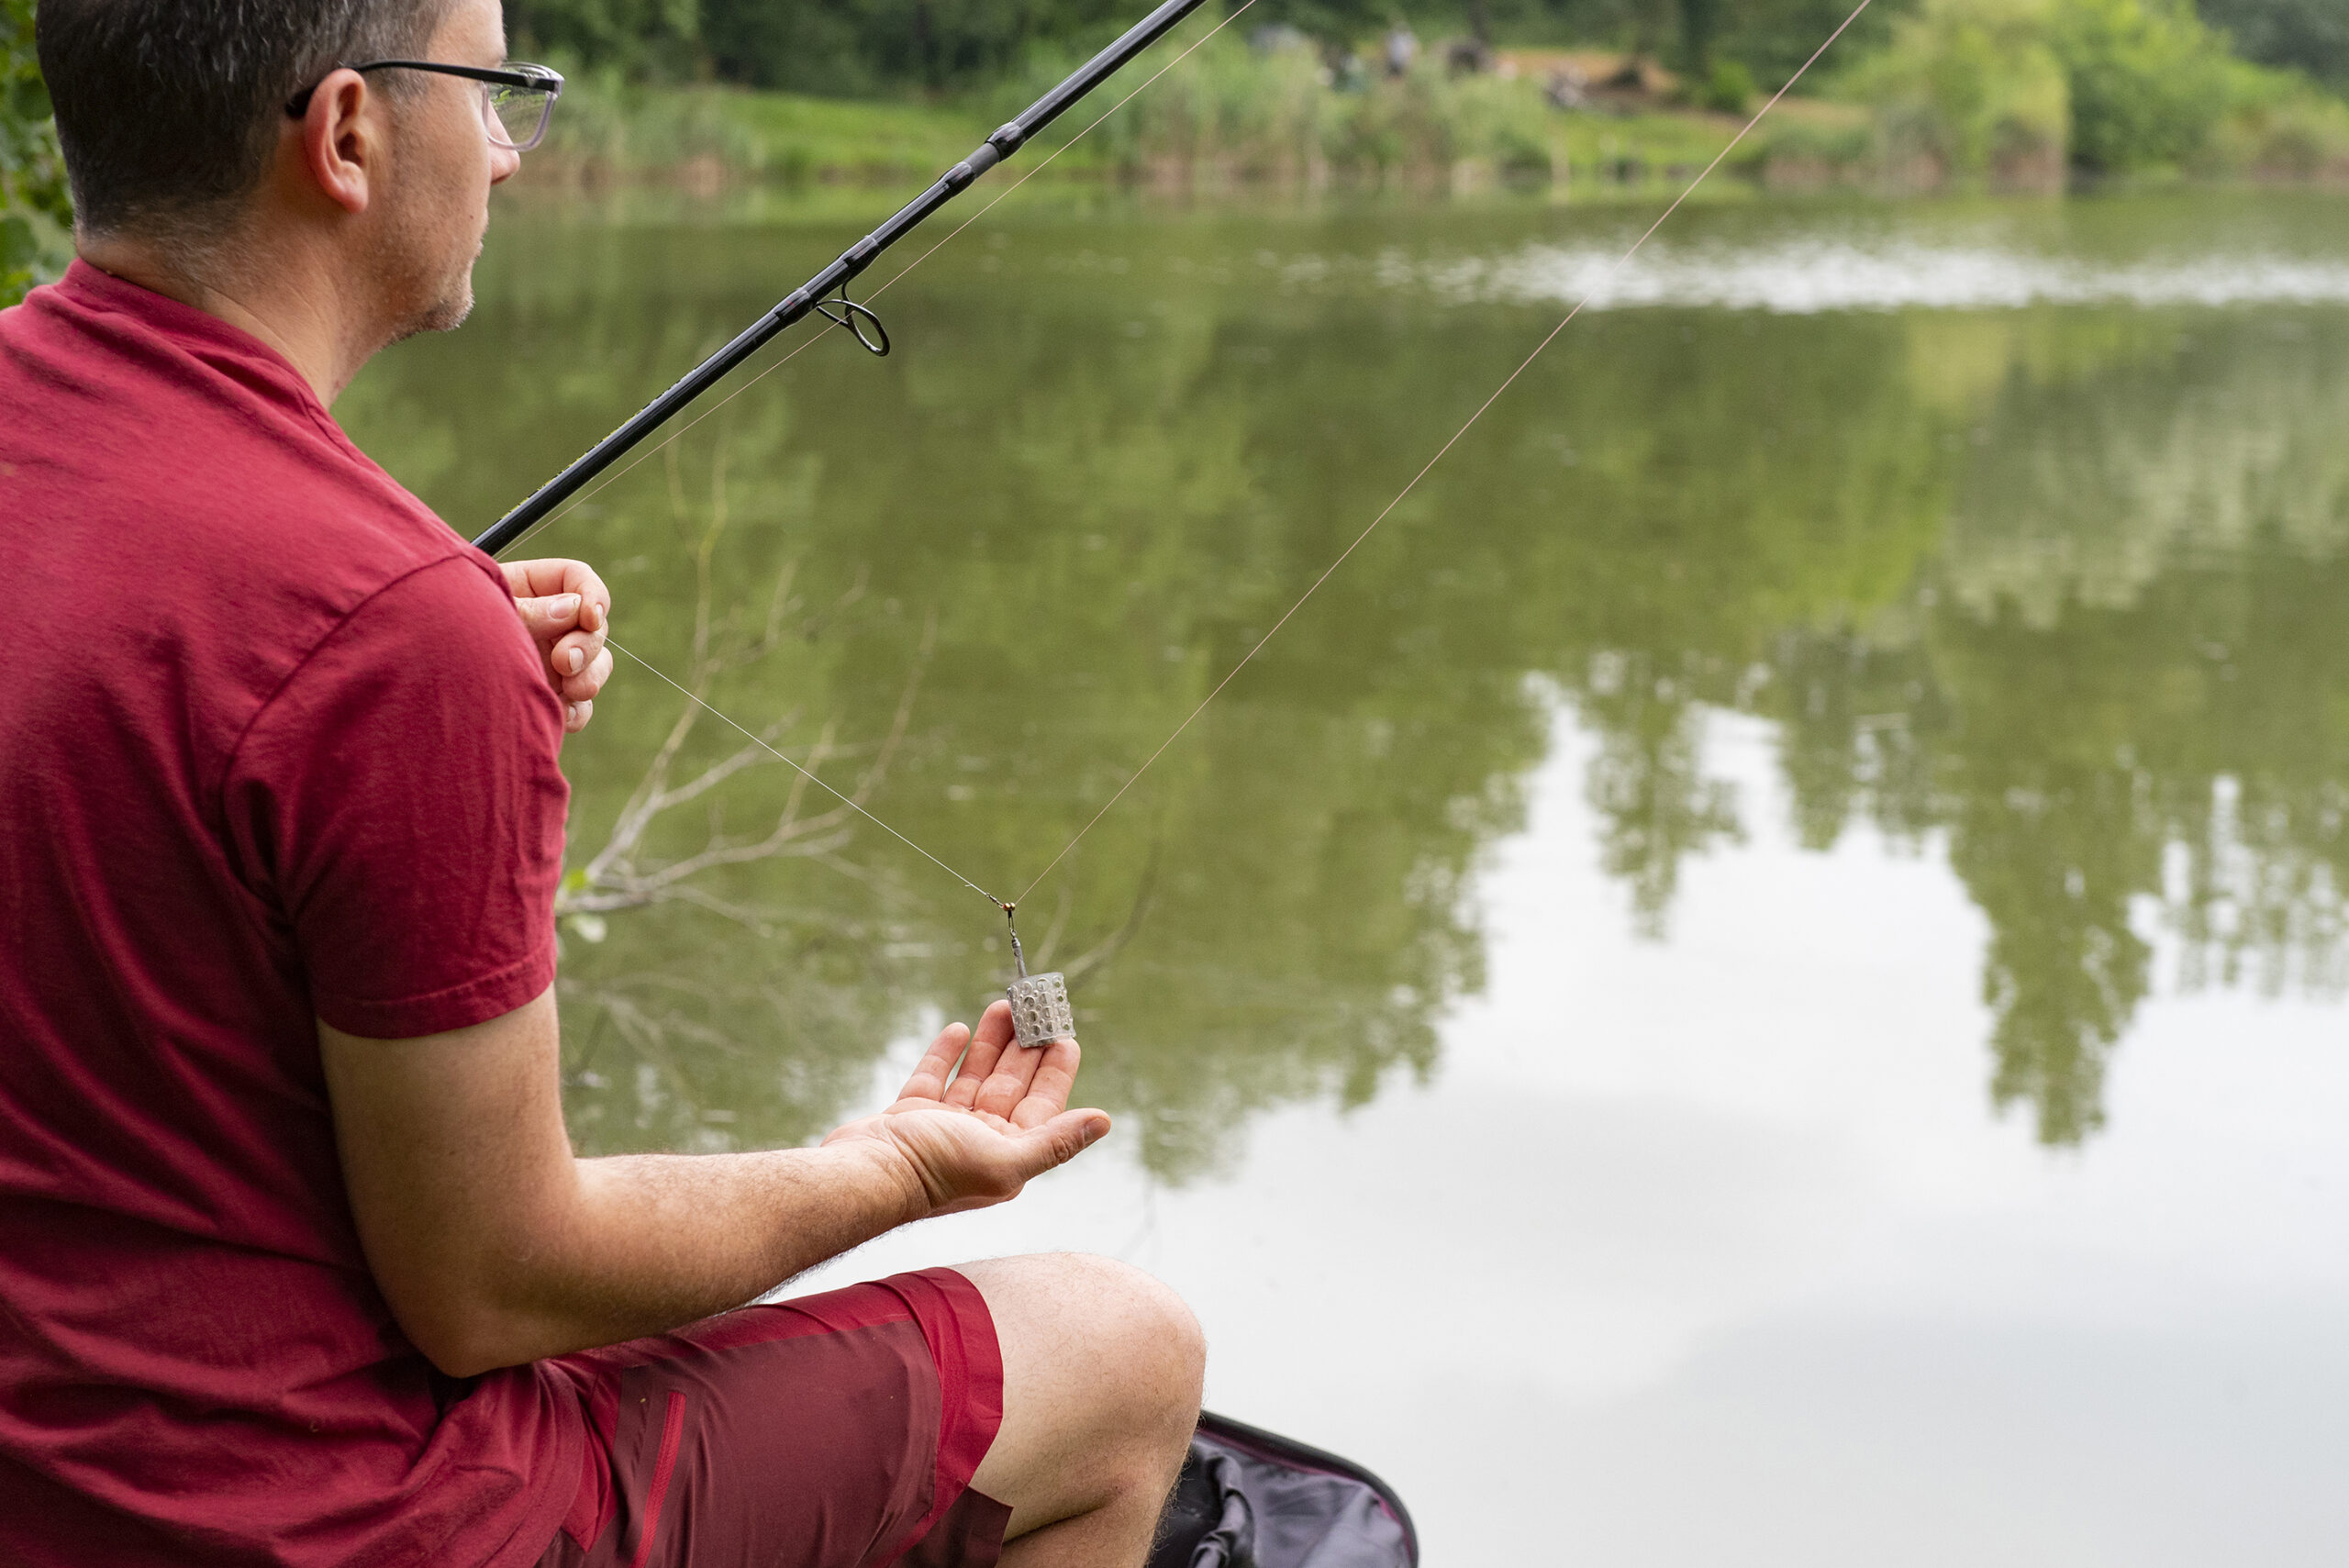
[1001,904,1076,1050]
[466,3,1223,1045]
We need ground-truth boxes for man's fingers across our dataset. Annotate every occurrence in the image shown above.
[898,1022,970,1104]
[504,559,612,623]
[552,627,610,681]
[507,560,615,712]
[971,997,1014,1049]
[514,593,583,640]
[558,645,614,703]
[945,1000,1015,1108]
[1015,1108,1112,1177]
[973,1041,1046,1120]
[1008,1036,1082,1129]
[943,1036,1005,1108]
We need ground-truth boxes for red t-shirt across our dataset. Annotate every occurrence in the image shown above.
[0,262,583,1565]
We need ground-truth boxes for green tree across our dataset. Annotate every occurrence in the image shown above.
[509,0,704,76]
[2196,0,2349,88]
[2050,0,2234,172]
[2,0,70,306]
[1852,0,2072,182]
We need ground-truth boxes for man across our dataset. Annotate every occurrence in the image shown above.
[0,1,1203,1564]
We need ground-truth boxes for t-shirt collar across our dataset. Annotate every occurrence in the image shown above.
[57,258,328,417]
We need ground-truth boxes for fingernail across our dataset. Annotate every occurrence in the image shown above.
[1083,1118,1108,1145]
[566,703,580,725]
[567,647,584,674]
[554,594,580,617]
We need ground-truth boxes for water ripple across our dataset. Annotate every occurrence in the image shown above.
[1430,239,2349,313]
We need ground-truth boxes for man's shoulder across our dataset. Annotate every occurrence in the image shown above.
[5,260,497,630]
[4,268,519,790]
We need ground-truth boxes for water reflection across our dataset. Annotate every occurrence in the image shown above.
[341,193,2349,1168]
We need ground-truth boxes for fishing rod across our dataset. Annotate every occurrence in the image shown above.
[471,0,1219,558]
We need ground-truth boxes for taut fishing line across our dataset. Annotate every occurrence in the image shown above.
[613,642,1008,906]
[501,0,1877,1012]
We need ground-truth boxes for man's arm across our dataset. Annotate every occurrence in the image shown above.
[319,994,1107,1376]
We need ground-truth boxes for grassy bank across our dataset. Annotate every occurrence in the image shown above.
[529,50,1750,199]
[526,3,2349,199]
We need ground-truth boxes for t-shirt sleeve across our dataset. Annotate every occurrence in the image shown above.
[225,555,571,1039]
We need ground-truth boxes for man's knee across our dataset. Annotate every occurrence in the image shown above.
[1057,1258,1202,1418]
[960,1251,1203,1463]
[963,1255,1202,1543]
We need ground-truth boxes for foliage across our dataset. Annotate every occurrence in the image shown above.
[511,0,1898,106]
[1717,0,1913,87]
[418,0,2349,192]
[1823,0,2337,183]
[2048,0,2234,172]
[530,64,766,180]
[1,0,69,306]
[510,0,705,80]
[2201,58,2349,172]
[1700,54,1759,109]
[697,0,1152,93]
[2195,0,2349,91]
[495,0,2348,194]
[997,28,1578,185]
[1847,0,2071,183]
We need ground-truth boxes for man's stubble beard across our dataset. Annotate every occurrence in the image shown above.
[371,171,484,348]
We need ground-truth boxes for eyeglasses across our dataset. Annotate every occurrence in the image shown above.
[284,61,564,152]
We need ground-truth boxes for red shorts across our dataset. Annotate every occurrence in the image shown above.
[533,1268,1011,1568]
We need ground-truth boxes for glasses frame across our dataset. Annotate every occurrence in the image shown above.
[284,60,565,151]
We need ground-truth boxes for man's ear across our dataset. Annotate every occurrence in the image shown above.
[298,70,379,216]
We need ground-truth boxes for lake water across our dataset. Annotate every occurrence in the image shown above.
[345,185,2349,1565]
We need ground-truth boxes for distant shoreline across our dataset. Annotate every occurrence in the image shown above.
[520,45,2349,203]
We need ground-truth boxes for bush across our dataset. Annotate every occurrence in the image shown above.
[1702,58,1758,114]
[1074,28,1332,181]
[2200,59,2349,175]
[2194,0,2349,93]
[1839,0,2304,183]
[1849,0,2072,185]
[1743,110,1882,184]
[531,63,767,182]
[1077,29,1564,188]
[2048,0,2233,172]
[2,0,71,306]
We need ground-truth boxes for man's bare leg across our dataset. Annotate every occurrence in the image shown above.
[959,1253,1205,1567]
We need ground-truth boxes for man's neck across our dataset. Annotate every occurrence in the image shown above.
[76,229,372,406]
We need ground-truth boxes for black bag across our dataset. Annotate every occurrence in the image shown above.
[1147,1412,1419,1568]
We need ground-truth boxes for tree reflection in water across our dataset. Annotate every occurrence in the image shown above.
[342,196,2349,1169]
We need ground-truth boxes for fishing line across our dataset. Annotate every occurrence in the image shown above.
[1011,0,1878,906]
[607,636,1008,908]
[495,0,1260,564]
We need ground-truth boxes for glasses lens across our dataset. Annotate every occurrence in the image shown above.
[485,83,551,150]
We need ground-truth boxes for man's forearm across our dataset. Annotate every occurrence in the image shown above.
[420,1138,924,1376]
[322,995,932,1378]
[324,992,1100,1379]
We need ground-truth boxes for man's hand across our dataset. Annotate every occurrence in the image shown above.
[502,558,612,733]
[825,1000,1110,1219]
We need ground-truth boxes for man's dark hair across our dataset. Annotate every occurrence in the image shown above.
[36,0,449,238]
